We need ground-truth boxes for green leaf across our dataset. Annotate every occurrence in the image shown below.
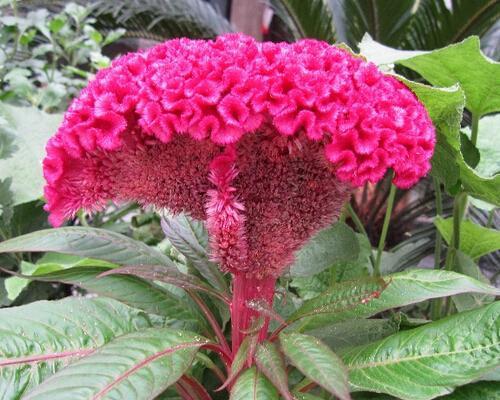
[161,214,228,292]
[343,302,500,400]
[434,216,500,259]
[24,328,207,400]
[339,0,415,48]
[306,318,404,351]
[436,381,500,400]
[255,341,293,400]
[451,251,495,312]
[270,0,336,43]
[23,266,201,327]
[0,227,172,266]
[0,103,63,205]
[290,222,360,277]
[358,33,427,66]
[98,264,229,303]
[401,77,500,205]
[399,37,500,117]
[460,132,480,168]
[230,367,279,400]
[0,297,153,399]
[280,333,350,400]
[288,269,500,330]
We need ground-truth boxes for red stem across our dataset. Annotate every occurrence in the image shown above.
[189,291,231,357]
[231,273,277,355]
[180,375,213,400]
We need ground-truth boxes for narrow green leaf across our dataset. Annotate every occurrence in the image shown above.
[280,333,350,400]
[0,297,153,399]
[23,266,201,326]
[271,0,336,43]
[218,335,256,391]
[100,264,230,303]
[290,222,360,277]
[288,269,500,330]
[435,216,500,259]
[399,37,500,117]
[0,227,172,266]
[255,341,293,400]
[436,381,500,400]
[230,367,279,400]
[343,302,500,400]
[161,214,228,292]
[24,328,207,400]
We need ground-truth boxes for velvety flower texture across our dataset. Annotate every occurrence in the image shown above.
[43,34,435,278]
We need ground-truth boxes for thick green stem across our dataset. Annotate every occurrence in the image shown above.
[470,113,479,146]
[430,178,444,320]
[374,182,397,277]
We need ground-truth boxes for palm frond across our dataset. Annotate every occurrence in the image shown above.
[269,0,336,43]
[91,0,233,42]
[332,0,416,48]
[405,0,500,50]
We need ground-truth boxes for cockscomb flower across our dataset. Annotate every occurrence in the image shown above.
[43,33,435,281]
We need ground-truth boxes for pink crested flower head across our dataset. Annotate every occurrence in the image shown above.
[43,34,435,278]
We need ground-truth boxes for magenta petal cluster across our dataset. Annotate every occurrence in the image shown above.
[43,33,435,278]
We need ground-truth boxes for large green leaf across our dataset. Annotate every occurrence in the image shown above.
[255,341,293,400]
[280,333,350,400]
[24,328,207,400]
[399,37,500,117]
[402,77,500,205]
[358,33,427,66]
[161,214,228,292]
[435,216,500,259]
[343,302,500,400]
[290,222,360,277]
[0,297,153,399]
[436,381,500,399]
[0,103,62,205]
[271,0,336,43]
[288,269,500,330]
[230,367,279,400]
[0,227,172,265]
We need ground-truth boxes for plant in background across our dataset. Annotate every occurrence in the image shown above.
[0,33,498,400]
[0,1,124,112]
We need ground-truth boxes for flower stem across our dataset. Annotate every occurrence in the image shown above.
[374,181,397,277]
[231,273,276,355]
[430,177,444,320]
[347,202,376,269]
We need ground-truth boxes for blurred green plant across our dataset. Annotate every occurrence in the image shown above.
[0,1,124,112]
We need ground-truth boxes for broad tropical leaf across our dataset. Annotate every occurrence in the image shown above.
[255,341,293,400]
[280,333,350,400]
[290,222,360,277]
[270,0,336,43]
[92,0,232,41]
[343,302,500,400]
[399,36,500,117]
[0,297,153,399]
[230,367,279,400]
[435,216,500,259]
[0,227,172,265]
[24,328,207,400]
[288,269,500,330]
[161,214,228,292]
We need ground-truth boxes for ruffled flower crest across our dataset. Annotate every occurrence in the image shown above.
[43,34,435,279]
